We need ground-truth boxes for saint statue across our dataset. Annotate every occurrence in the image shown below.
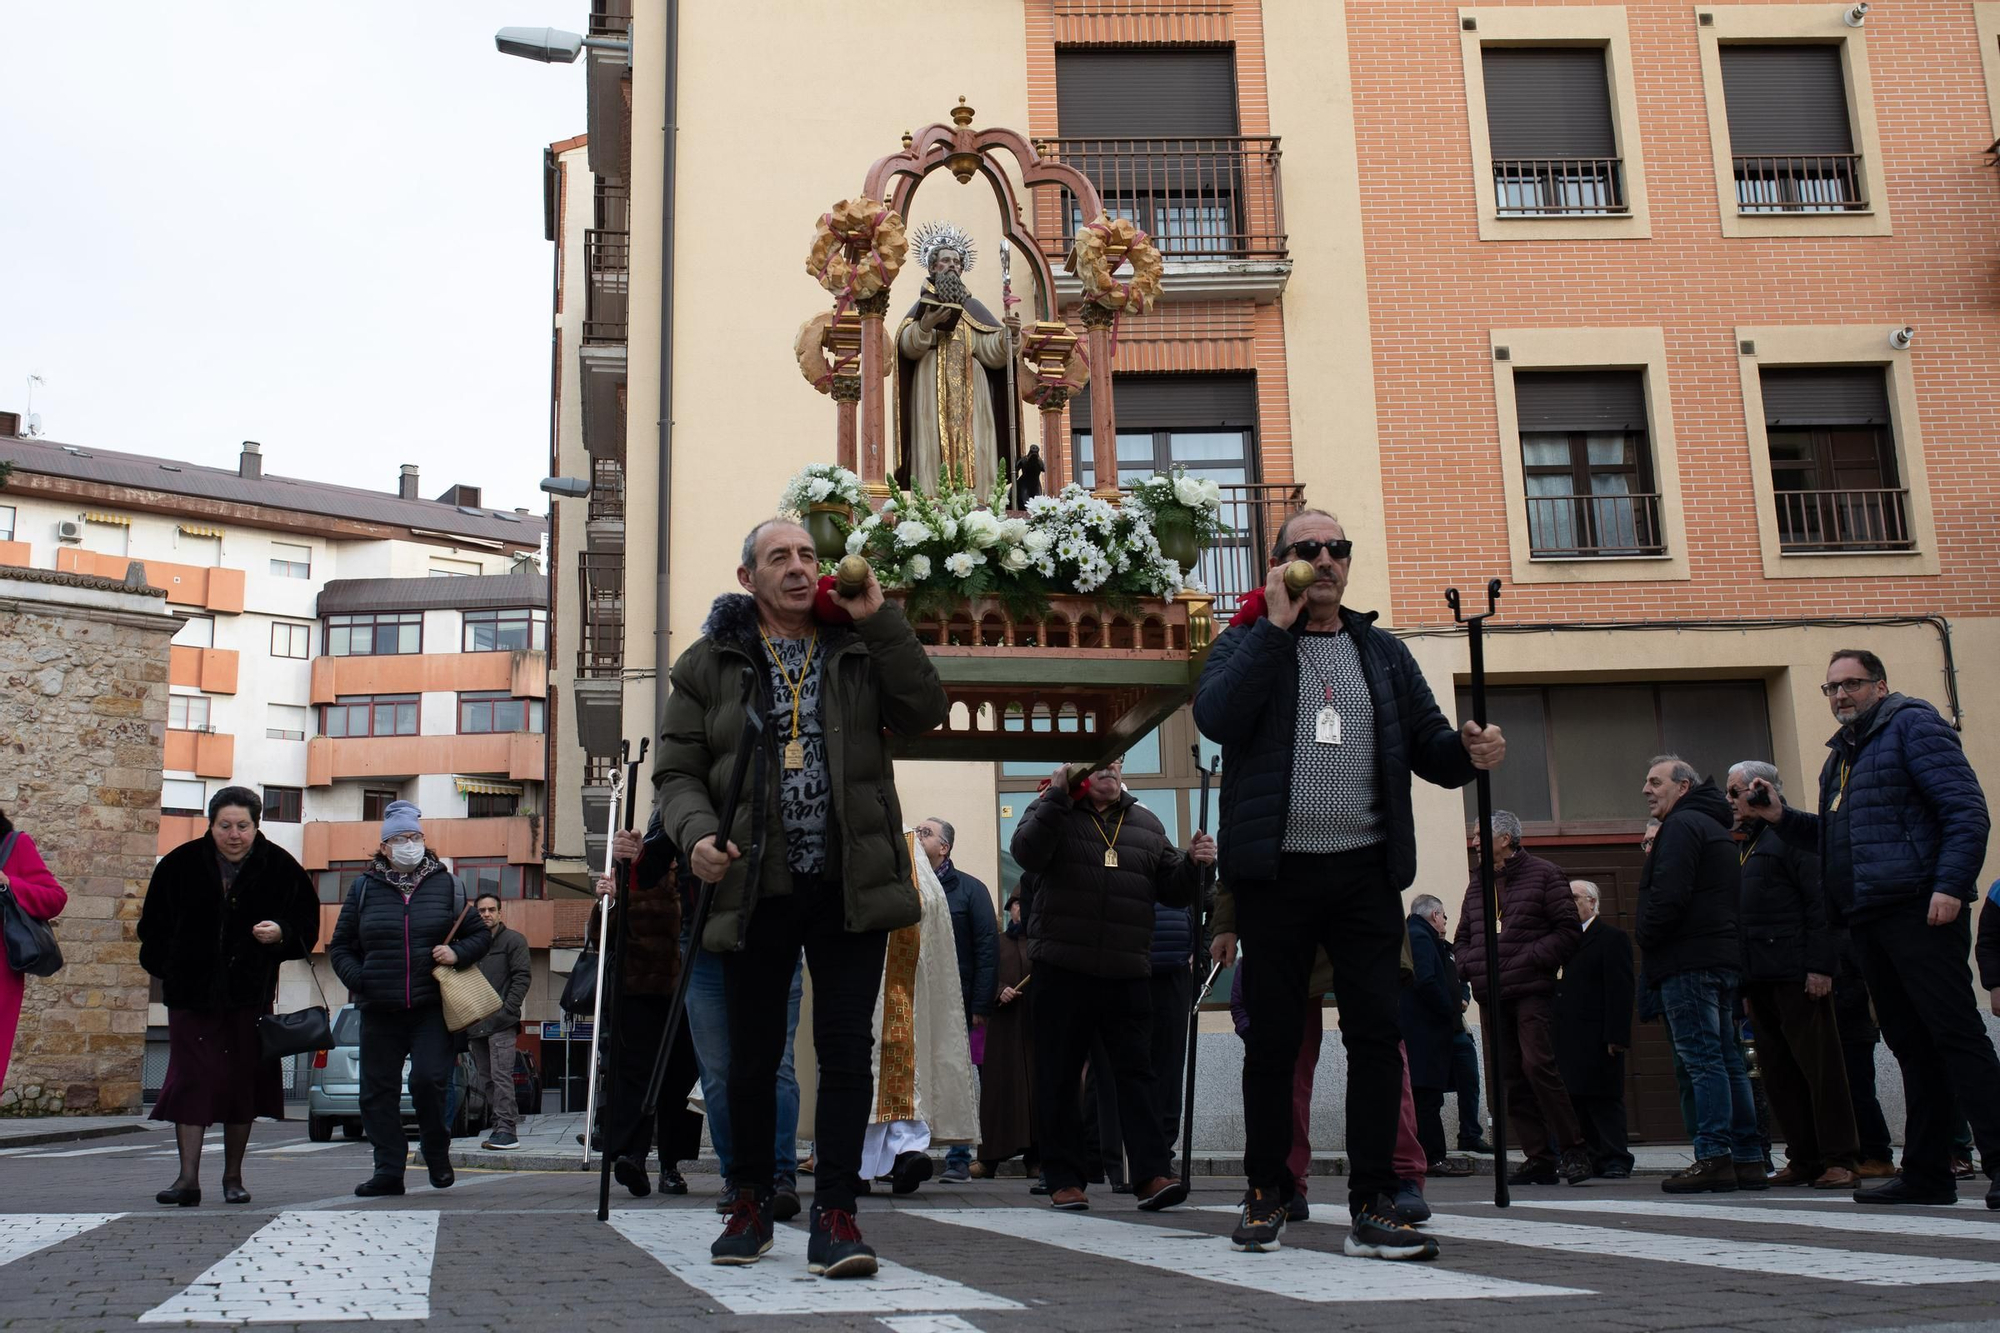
[896,222,1021,496]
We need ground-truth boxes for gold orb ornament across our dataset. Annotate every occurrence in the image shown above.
[835,554,872,598]
[1284,560,1318,594]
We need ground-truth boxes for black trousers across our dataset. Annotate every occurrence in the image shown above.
[1854,905,2000,1190]
[722,872,886,1214]
[1842,1033,1894,1162]
[1413,1086,1448,1165]
[1450,1031,1483,1140]
[1147,966,1195,1153]
[1032,964,1172,1192]
[601,994,704,1168]
[1080,1036,1126,1186]
[1236,846,1403,1213]
[358,1006,453,1178]
[1742,981,1858,1172]
[1572,1091,1634,1173]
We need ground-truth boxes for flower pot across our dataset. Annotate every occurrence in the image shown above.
[1153,518,1201,572]
[804,504,852,560]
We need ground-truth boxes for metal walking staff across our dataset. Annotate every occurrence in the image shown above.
[581,745,627,1168]
[1447,578,1508,1208]
[1180,748,1222,1189]
[595,738,648,1220]
[999,236,1019,500]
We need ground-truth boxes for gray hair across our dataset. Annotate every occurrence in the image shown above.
[1488,810,1523,844]
[1728,760,1782,798]
[1649,754,1699,786]
[924,817,956,850]
[740,517,804,569]
[1570,880,1601,907]
[1410,894,1444,918]
[1643,818,1662,833]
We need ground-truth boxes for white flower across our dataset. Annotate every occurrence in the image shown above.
[999,546,1030,573]
[906,553,932,581]
[1023,529,1051,555]
[943,551,977,577]
[999,517,1029,544]
[806,476,835,503]
[883,498,899,513]
[1198,479,1222,507]
[894,520,933,548]
[1173,476,1205,508]
[844,529,868,555]
[939,517,958,543]
[959,511,1002,549]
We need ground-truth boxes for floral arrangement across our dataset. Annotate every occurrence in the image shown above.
[1072,214,1163,315]
[806,199,907,303]
[779,463,865,517]
[1123,468,1226,549]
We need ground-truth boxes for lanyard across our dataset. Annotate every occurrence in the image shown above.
[1831,758,1851,812]
[1089,807,1128,868]
[758,627,818,744]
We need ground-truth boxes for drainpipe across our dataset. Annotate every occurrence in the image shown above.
[651,0,679,767]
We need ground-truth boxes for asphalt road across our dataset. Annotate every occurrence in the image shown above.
[5,1120,2000,1332]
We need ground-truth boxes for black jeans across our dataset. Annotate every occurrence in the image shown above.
[1413,1086,1448,1164]
[1236,846,1403,1213]
[1147,966,1195,1153]
[1032,964,1172,1192]
[358,1006,453,1178]
[1450,1031,1483,1140]
[722,872,886,1214]
[1843,1033,1894,1162]
[1854,905,2000,1190]
[601,994,704,1168]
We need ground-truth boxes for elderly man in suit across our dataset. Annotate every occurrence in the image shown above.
[1555,880,1636,1178]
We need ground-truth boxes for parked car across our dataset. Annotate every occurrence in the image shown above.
[307,1005,488,1142]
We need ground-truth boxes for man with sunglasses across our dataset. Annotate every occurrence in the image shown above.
[1194,509,1504,1259]
[1743,649,2000,1209]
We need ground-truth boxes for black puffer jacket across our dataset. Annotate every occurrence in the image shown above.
[1193,603,1476,889]
[138,834,320,1011]
[1012,786,1198,979]
[1635,781,1741,981]
[1453,848,1580,1004]
[327,858,492,1012]
[1738,825,1835,982]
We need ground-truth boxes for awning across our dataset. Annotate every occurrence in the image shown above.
[454,777,523,796]
[84,511,131,526]
[177,523,225,538]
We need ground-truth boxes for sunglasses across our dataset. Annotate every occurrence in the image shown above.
[1281,539,1353,562]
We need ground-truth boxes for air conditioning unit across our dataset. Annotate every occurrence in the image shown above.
[56,520,83,542]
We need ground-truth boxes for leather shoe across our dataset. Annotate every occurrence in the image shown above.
[658,1167,689,1196]
[1428,1157,1475,1178]
[1050,1186,1089,1211]
[1811,1165,1858,1190]
[1951,1156,1976,1180]
[1766,1163,1817,1186]
[221,1179,251,1205]
[1854,1158,1897,1179]
[1135,1176,1188,1211]
[613,1156,651,1198]
[1734,1161,1770,1191]
[1507,1160,1560,1186]
[1029,1177,1051,1196]
[1854,1176,1954,1206]
[890,1150,933,1195]
[1460,1135,1495,1154]
[155,1185,201,1207]
[354,1175,405,1198]
[427,1158,455,1189]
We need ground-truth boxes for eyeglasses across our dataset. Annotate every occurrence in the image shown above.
[1820,677,1882,698]
[1281,539,1353,563]
[383,832,422,846]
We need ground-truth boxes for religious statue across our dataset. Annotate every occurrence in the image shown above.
[896,222,1021,496]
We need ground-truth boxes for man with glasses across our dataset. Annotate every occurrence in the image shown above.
[1194,508,1504,1259]
[1743,649,2000,1208]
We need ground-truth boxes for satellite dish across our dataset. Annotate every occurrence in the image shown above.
[24,413,42,438]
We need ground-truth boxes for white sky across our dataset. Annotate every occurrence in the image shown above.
[0,3,586,515]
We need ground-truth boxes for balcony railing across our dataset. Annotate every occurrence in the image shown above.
[1493,157,1627,216]
[1034,137,1286,261]
[1192,482,1308,618]
[1776,487,1913,552]
[584,229,629,345]
[588,0,631,36]
[576,552,624,678]
[1734,154,1866,213]
[1527,493,1666,558]
[589,456,625,524]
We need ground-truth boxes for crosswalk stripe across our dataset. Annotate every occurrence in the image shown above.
[137,1209,438,1324]
[1505,1197,2000,1244]
[0,1214,124,1267]
[1422,1208,2000,1286]
[251,1142,353,1155]
[1761,1195,1994,1212]
[17,1143,156,1158]
[934,1208,1589,1302]
[609,1212,1022,1316]
[879,1317,987,1333]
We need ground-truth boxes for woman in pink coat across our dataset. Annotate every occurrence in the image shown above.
[1,809,69,1092]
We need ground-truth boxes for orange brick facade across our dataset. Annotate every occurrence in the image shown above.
[1349,0,2000,625]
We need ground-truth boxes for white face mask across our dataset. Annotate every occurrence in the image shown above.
[389,840,426,869]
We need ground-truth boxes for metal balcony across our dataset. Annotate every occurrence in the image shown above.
[1493,157,1627,217]
[1033,137,1287,262]
[1735,154,1867,213]
[1527,493,1666,558]
[1776,487,1913,552]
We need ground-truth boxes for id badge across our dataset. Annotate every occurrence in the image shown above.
[1314,706,1342,746]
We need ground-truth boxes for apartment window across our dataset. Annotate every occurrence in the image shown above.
[1721,45,1863,213]
[430,557,480,578]
[162,778,206,815]
[362,788,398,822]
[262,786,303,824]
[270,541,312,579]
[455,858,543,901]
[322,693,419,738]
[317,860,369,905]
[326,611,422,657]
[178,532,221,567]
[458,691,545,735]
[463,608,548,653]
[168,695,212,731]
[467,790,520,819]
[266,704,309,742]
[1482,48,1623,217]
[1514,371,1662,558]
[171,615,214,648]
[270,621,310,658]
[85,516,130,557]
[1762,367,1909,552]
[0,505,13,541]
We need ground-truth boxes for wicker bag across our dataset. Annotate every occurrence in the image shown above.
[434,899,503,1033]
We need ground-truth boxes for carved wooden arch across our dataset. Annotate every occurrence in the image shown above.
[863,116,1104,323]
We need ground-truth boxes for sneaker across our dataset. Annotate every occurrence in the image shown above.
[890,1150,933,1195]
[1460,1134,1495,1155]
[1050,1186,1089,1211]
[806,1205,878,1278]
[613,1155,652,1198]
[1427,1157,1475,1179]
[939,1162,972,1184]
[1661,1156,1738,1195]
[1853,1177,1956,1206]
[353,1175,405,1198]
[1345,1195,1440,1261]
[481,1130,520,1151]
[1230,1187,1287,1253]
[713,1183,739,1215]
[1284,1195,1311,1223]
[1734,1161,1770,1192]
[1387,1180,1431,1225]
[1558,1147,1593,1186]
[1135,1176,1188,1212]
[770,1176,801,1222]
[1506,1159,1560,1186]
[659,1167,689,1196]
[709,1194,774,1265]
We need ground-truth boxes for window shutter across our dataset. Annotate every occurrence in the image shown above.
[1481,48,1617,159]
[1512,371,1647,432]
[1073,373,1258,430]
[1055,49,1240,137]
[1720,45,1853,154]
[1759,367,1890,426]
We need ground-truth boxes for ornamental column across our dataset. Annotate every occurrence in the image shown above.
[1077,301,1119,499]
[857,291,892,495]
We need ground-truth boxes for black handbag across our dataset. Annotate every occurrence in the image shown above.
[257,945,332,1062]
[0,832,63,979]
[559,947,598,1016]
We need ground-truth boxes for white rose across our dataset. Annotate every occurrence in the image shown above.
[1000,546,1030,572]
[907,553,932,581]
[1000,517,1029,543]
[807,476,835,503]
[1024,530,1053,555]
[845,529,868,555]
[960,511,1002,549]
[895,520,932,548]
[1173,477,1205,508]
[1198,479,1222,507]
[943,551,976,578]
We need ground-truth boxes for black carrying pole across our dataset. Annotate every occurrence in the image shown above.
[594,738,648,1222]
[1179,749,1221,1188]
[1448,579,1507,1207]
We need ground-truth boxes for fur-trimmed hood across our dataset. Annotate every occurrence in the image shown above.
[702,589,857,648]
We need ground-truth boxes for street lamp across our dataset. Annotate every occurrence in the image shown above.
[494,25,629,64]
[540,476,591,498]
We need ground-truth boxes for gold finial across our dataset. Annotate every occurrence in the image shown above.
[950,96,976,129]
[901,129,914,151]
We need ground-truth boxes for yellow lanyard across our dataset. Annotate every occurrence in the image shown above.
[758,628,818,744]
[1089,807,1128,868]
[1831,759,1850,812]
[1739,831,1757,867]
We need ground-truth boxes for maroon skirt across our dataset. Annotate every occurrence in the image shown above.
[151,1007,286,1126]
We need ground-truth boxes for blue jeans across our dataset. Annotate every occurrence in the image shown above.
[1659,969,1761,1164]
[686,933,802,1182]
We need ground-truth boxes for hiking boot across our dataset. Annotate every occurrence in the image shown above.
[1231,1188,1287,1253]
[353,1175,404,1198]
[1854,1177,1955,1206]
[709,1194,774,1265]
[806,1205,877,1278]
[1558,1147,1593,1186]
[613,1155,652,1198]
[1507,1159,1560,1186]
[1428,1157,1475,1178]
[1388,1180,1431,1225]
[1345,1195,1441,1261]
[714,1183,739,1215]
[890,1150,933,1195]
[481,1130,520,1151]
[770,1176,801,1222]
[1766,1162,1817,1186]
[1049,1186,1089,1211]
[1734,1161,1770,1191]
[1661,1157,1738,1194]
[1135,1176,1188,1212]
[659,1166,689,1196]
[1810,1165,1857,1190]
[1284,1195,1311,1222]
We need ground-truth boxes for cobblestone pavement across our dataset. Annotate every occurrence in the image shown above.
[5,1121,2000,1332]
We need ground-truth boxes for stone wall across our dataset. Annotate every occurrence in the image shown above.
[0,564,174,1116]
